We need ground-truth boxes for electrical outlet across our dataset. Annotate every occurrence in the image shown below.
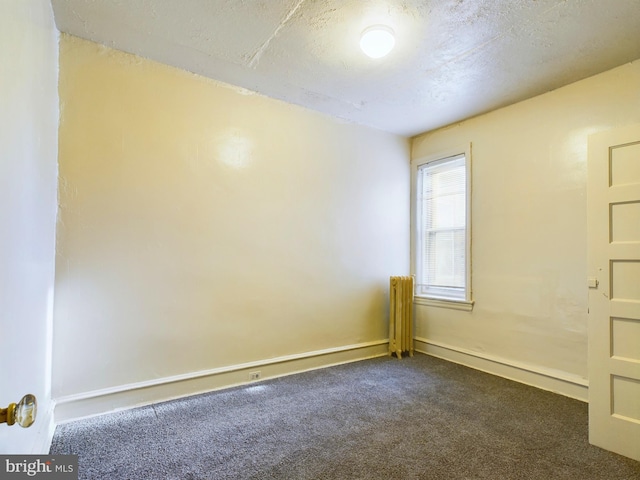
[249,371,261,380]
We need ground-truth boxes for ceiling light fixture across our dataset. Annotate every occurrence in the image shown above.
[360,25,395,59]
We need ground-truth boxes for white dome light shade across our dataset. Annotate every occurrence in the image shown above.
[360,25,395,59]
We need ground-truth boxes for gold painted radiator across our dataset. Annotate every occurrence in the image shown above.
[389,276,414,359]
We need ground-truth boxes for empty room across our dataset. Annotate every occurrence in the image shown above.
[1,0,639,478]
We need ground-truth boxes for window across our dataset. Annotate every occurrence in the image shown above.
[413,147,472,310]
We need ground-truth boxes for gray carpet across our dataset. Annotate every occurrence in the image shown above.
[50,354,640,479]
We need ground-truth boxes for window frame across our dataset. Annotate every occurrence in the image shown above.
[411,144,473,311]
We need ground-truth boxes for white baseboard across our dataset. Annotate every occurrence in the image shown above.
[414,337,589,402]
[54,340,389,423]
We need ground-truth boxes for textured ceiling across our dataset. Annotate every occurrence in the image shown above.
[51,0,640,137]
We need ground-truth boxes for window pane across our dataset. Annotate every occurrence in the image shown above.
[426,230,465,288]
[432,192,465,229]
[416,154,467,300]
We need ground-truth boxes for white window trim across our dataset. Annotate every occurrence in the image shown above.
[414,296,474,311]
[411,143,473,311]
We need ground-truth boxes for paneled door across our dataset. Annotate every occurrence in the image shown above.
[587,124,640,461]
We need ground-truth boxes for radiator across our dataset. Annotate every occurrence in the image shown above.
[389,276,414,359]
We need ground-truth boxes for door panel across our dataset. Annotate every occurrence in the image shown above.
[610,142,640,185]
[587,124,640,462]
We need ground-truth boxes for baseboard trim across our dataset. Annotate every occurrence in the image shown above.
[414,337,589,402]
[54,340,389,423]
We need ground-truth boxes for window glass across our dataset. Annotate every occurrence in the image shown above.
[416,154,468,301]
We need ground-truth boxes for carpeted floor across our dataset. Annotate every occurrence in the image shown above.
[50,354,640,479]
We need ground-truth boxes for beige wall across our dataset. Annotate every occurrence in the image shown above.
[412,60,640,391]
[53,36,409,403]
[0,0,59,453]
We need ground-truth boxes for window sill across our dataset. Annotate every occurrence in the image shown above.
[414,296,474,312]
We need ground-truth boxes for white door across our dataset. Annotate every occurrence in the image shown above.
[587,124,640,461]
